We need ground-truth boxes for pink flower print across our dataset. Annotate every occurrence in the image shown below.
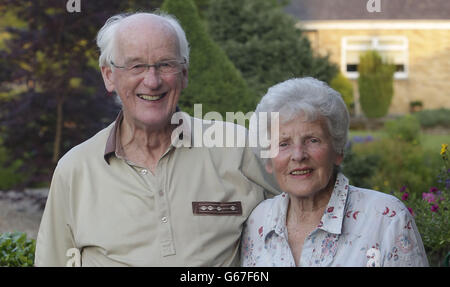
[407,207,414,216]
[395,235,414,253]
[320,234,338,261]
[258,226,263,237]
[327,207,334,213]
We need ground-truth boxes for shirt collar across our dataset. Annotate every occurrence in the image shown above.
[318,172,349,235]
[263,172,350,241]
[103,106,192,164]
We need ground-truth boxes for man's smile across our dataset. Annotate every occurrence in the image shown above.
[136,92,167,101]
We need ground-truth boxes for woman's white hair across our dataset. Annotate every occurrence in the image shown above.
[255,77,349,156]
[96,11,190,68]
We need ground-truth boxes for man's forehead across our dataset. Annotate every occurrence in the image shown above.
[114,14,179,61]
[117,14,174,38]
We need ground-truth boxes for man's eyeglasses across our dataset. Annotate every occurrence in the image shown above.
[110,59,186,76]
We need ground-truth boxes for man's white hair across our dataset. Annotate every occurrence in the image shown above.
[96,11,190,68]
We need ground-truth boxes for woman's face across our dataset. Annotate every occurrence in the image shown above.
[266,114,343,199]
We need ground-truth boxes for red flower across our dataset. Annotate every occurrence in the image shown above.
[429,187,439,193]
[401,192,409,201]
[431,204,439,212]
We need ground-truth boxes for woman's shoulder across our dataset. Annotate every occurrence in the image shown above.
[347,185,409,218]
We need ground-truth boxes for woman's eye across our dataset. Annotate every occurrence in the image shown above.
[310,138,320,143]
[279,142,288,147]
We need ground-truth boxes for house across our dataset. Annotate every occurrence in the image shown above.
[284,0,450,115]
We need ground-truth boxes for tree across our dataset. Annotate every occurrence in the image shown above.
[358,50,396,119]
[0,0,162,187]
[161,0,256,116]
[330,73,354,115]
[205,0,338,97]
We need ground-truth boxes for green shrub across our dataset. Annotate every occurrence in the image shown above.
[342,143,380,189]
[358,50,395,118]
[394,144,450,266]
[357,139,435,194]
[384,114,422,144]
[414,108,450,128]
[330,73,354,115]
[0,144,25,190]
[0,232,36,267]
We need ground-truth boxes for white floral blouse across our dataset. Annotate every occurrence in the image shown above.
[241,173,429,267]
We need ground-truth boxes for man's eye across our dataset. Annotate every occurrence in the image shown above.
[132,64,147,69]
[310,138,320,143]
[158,62,171,67]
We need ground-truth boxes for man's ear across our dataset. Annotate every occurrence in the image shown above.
[265,160,273,174]
[101,66,115,92]
[181,66,188,89]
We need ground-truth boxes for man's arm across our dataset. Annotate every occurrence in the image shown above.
[35,163,77,266]
[240,146,281,199]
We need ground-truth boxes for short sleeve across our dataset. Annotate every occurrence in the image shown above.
[34,163,77,266]
[240,146,281,199]
[381,207,429,267]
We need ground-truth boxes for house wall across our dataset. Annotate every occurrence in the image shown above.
[299,21,450,115]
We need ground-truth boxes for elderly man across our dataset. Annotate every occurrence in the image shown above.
[34,12,279,266]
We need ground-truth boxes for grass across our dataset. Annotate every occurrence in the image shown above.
[349,129,450,153]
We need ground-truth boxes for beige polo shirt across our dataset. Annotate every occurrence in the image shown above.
[35,111,280,266]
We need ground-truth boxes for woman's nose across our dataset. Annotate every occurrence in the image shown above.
[291,143,308,161]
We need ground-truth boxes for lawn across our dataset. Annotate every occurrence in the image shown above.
[349,129,450,153]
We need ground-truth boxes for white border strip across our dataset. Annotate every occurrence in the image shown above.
[297,20,450,30]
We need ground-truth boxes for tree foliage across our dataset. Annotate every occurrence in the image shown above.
[162,0,256,116]
[330,73,354,115]
[358,50,396,119]
[205,0,338,97]
[0,0,161,187]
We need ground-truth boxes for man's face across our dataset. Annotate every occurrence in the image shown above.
[101,16,188,130]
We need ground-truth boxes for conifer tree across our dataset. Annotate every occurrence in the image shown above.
[162,0,257,116]
[206,0,338,97]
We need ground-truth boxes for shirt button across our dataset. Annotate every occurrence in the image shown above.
[159,190,164,197]
[141,169,148,175]
[161,217,168,223]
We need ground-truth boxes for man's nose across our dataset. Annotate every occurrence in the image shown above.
[142,67,162,88]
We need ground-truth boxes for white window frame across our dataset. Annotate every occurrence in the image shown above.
[341,36,409,79]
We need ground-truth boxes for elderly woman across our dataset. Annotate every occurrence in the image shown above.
[241,77,428,267]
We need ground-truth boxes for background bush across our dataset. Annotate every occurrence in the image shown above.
[0,232,35,267]
[358,50,395,119]
[162,0,256,116]
[414,108,450,129]
[384,114,422,144]
[330,73,354,115]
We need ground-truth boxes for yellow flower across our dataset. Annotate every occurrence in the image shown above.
[441,144,448,155]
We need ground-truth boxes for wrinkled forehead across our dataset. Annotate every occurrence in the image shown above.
[114,14,179,60]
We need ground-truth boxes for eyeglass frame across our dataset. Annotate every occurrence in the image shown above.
[109,58,187,75]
